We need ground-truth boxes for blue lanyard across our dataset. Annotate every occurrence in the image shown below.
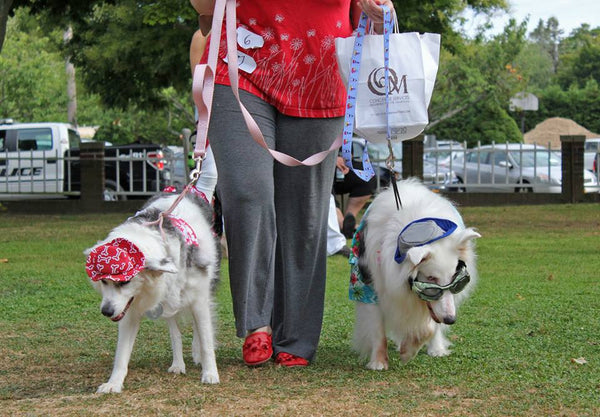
[341,5,393,182]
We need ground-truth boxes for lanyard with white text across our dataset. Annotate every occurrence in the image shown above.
[341,5,393,182]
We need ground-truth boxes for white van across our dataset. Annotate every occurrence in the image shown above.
[0,121,80,193]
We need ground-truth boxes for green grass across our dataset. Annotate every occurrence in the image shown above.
[0,204,599,416]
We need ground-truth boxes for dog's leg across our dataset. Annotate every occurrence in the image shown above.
[97,314,142,394]
[191,300,219,384]
[426,324,452,357]
[166,316,186,374]
[353,303,388,370]
[399,326,434,363]
[192,325,201,365]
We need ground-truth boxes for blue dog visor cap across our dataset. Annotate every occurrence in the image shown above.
[394,218,458,264]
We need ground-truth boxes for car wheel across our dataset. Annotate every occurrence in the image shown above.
[455,177,466,193]
[104,180,127,201]
[515,181,532,193]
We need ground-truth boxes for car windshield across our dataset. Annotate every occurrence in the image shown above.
[509,150,561,167]
[424,150,453,159]
[367,141,403,160]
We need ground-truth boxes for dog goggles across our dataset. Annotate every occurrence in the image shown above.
[394,218,458,264]
[409,260,470,301]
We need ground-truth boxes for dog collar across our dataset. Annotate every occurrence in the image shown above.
[394,218,457,264]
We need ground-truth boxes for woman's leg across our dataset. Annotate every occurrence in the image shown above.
[208,85,277,338]
[271,115,341,361]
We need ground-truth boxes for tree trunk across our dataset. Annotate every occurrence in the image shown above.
[64,26,77,126]
[66,57,77,126]
[0,0,15,54]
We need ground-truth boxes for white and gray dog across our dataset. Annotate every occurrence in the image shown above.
[85,190,220,393]
[350,179,480,369]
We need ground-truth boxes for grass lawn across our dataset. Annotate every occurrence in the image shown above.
[0,202,599,416]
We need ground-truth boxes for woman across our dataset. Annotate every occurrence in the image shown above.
[190,0,395,367]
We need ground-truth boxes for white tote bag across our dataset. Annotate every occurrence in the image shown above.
[335,12,440,143]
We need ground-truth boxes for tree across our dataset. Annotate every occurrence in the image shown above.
[529,17,563,73]
[427,19,528,145]
[0,9,67,121]
[0,0,14,52]
[67,0,196,109]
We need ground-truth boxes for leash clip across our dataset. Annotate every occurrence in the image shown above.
[189,156,205,184]
[385,138,402,210]
[385,139,395,172]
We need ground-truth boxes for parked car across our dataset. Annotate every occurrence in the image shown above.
[353,139,459,191]
[163,151,189,191]
[584,138,600,173]
[453,144,598,193]
[423,140,465,168]
[0,121,167,200]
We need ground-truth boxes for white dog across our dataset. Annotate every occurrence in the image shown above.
[85,190,220,393]
[349,179,480,370]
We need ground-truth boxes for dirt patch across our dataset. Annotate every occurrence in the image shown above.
[524,117,599,149]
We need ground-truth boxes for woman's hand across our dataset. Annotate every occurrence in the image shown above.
[357,0,395,26]
[336,156,350,175]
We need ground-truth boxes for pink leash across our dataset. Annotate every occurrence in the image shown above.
[192,0,342,167]
[149,0,342,236]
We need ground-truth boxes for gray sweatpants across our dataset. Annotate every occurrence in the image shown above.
[208,85,339,361]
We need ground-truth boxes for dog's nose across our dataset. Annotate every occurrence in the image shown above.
[443,315,456,325]
[101,304,114,318]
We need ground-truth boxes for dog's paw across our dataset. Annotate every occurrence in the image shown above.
[366,360,388,371]
[168,364,186,374]
[427,346,451,357]
[399,350,419,363]
[96,382,123,394]
[201,370,220,384]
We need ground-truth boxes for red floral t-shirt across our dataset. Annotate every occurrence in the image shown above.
[202,0,354,118]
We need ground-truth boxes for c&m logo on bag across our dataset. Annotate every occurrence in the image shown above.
[367,67,408,96]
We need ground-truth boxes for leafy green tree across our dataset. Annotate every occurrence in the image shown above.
[529,17,563,73]
[428,19,527,145]
[520,81,600,134]
[0,8,67,121]
[514,42,554,90]
[0,0,14,52]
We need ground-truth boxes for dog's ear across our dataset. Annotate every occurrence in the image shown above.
[406,246,431,266]
[458,228,481,246]
[145,257,179,274]
[83,247,93,256]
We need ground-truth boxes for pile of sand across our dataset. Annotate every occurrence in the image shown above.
[524,117,599,149]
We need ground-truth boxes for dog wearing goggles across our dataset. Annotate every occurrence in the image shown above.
[350,179,480,369]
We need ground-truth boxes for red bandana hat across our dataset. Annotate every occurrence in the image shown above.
[86,238,145,282]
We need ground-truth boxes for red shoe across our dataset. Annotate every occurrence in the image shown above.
[274,352,309,367]
[242,332,273,366]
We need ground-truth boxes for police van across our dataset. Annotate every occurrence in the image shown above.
[1,120,168,199]
[0,121,79,193]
